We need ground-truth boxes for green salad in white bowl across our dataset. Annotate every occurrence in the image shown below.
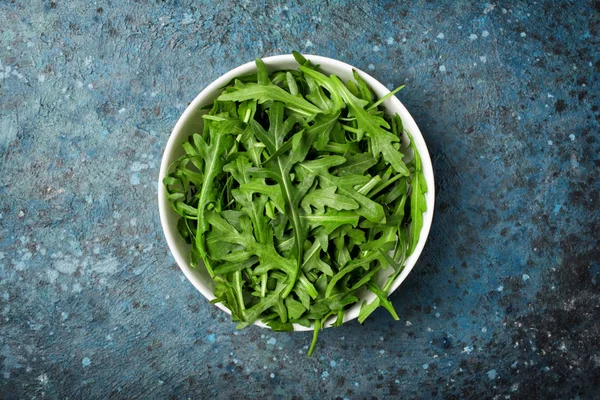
[158,52,435,355]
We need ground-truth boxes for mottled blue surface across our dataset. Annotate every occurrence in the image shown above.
[1,1,599,398]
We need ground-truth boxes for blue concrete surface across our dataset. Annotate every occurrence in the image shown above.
[1,0,599,398]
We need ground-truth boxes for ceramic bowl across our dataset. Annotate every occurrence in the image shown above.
[158,54,435,331]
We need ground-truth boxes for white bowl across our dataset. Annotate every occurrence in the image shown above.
[158,54,435,331]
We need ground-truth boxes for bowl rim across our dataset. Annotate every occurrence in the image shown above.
[158,54,435,331]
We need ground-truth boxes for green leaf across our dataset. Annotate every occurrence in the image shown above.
[193,117,238,277]
[307,318,321,356]
[218,63,323,117]
[406,126,428,255]
[300,186,359,213]
[330,75,410,176]
[335,153,378,177]
[301,210,360,234]
[285,297,306,320]
[298,156,385,223]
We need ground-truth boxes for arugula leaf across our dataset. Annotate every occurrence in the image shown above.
[218,59,324,117]
[193,116,238,277]
[406,125,428,255]
[298,156,385,223]
[330,75,410,176]
[300,186,359,213]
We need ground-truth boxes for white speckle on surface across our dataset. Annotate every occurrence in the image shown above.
[482,327,488,333]
[436,33,445,39]
[569,134,575,141]
[427,327,434,332]
[368,64,375,70]
[118,108,127,114]
[497,285,504,292]
[547,140,553,146]
[423,364,429,370]
[405,320,412,326]
[88,83,94,89]
[38,373,49,385]
[487,369,497,379]
[305,39,313,48]
[55,258,78,274]
[181,13,194,25]
[520,32,527,37]
[130,173,140,185]
[547,93,554,98]
[379,350,385,355]
[502,8,508,14]
[435,312,441,318]
[439,65,446,72]
[402,37,407,42]
[395,379,400,384]
[483,3,495,14]
[130,161,149,172]
[469,33,478,41]
[61,312,69,321]
[330,360,337,367]
[92,256,119,275]
[12,260,26,271]
[463,346,473,353]
[380,336,384,341]
[522,274,530,281]
[372,45,380,52]
[72,283,82,293]
[266,337,277,345]
[354,381,360,387]
[82,357,91,367]
[480,56,487,63]
[559,342,567,352]
[386,37,394,44]
[270,373,275,378]
[322,370,329,378]
[38,74,45,83]
[482,30,489,37]
[18,210,25,218]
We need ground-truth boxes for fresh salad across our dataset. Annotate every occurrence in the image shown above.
[164,52,427,355]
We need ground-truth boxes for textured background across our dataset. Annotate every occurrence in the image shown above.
[1,0,599,398]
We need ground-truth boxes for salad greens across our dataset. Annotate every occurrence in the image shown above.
[164,52,428,355]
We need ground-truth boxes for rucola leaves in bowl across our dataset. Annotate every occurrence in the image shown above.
[164,52,427,355]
